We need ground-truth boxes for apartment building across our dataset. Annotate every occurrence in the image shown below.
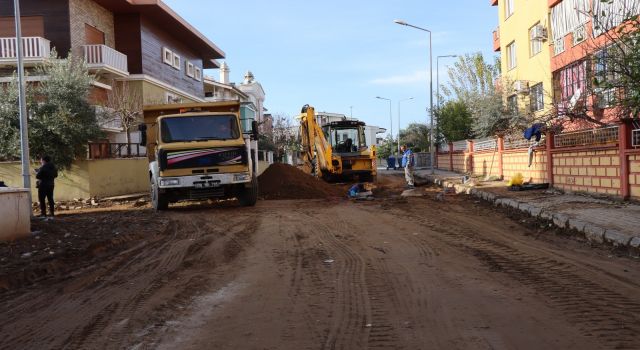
[0,0,224,140]
[549,0,640,130]
[492,0,554,119]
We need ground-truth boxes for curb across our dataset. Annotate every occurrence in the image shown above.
[426,176,639,250]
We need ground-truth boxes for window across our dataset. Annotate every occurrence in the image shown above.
[194,67,202,81]
[594,46,620,87]
[505,0,514,18]
[161,115,240,143]
[557,61,586,104]
[186,61,194,77]
[172,53,181,70]
[529,23,542,56]
[507,95,518,116]
[596,88,617,108]
[162,47,173,65]
[507,41,517,70]
[530,83,544,112]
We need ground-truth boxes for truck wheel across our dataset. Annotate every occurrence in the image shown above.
[151,179,169,211]
[238,177,258,206]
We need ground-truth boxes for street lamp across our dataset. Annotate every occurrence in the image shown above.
[395,19,434,174]
[14,0,32,202]
[436,54,457,146]
[375,96,392,150]
[397,97,413,156]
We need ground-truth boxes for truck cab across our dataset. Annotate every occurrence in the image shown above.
[322,120,376,181]
[140,102,258,210]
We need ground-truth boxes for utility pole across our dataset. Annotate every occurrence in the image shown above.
[14,0,32,203]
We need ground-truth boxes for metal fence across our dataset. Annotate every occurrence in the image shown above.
[504,135,546,150]
[452,140,468,152]
[473,138,498,152]
[554,125,619,148]
[415,152,432,168]
[88,142,146,159]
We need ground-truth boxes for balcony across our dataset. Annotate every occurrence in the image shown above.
[493,27,500,52]
[0,37,51,66]
[83,44,128,77]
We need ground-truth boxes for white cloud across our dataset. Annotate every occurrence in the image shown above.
[369,70,427,85]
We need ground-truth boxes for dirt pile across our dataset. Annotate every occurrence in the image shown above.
[258,163,345,200]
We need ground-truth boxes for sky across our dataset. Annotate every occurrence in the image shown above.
[163,0,498,136]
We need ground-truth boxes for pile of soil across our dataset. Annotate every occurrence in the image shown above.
[258,163,345,200]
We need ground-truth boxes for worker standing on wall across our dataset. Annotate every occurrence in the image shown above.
[401,145,415,189]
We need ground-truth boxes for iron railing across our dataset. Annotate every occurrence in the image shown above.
[474,138,498,152]
[83,44,128,74]
[554,125,619,148]
[504,135,546,150]
[88,142,146,159]
[0,37,50,61]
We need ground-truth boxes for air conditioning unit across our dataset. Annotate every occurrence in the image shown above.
[513,80,529,94]
[531,25,548,41]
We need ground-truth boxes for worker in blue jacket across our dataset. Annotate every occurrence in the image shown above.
[401,144,415,189]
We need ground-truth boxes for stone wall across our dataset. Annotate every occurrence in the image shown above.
[503,150,548,183]
[69,0,115,56]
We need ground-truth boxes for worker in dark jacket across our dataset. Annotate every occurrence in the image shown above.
[35,155,58,217]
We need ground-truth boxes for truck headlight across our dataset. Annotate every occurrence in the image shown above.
[234,173,250,182]
[160,178,180,186]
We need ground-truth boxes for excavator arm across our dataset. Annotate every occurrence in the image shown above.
[298,104,339,177]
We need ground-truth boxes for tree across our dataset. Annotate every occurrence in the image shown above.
[437,100,474,141]
[376,135,397,160]
[0,79,22,161]
[0,52,103,169]
[100,81,142,145]
[441,52,512,137]
[270,113,298,162]
[399,123,431,152]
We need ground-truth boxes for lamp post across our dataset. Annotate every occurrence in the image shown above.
[375,96,392,152]
[436,54,457,146]
[397,97,413,156]
[14,0,32,202]
[394,19,434,174]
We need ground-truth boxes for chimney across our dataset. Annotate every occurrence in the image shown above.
[220,61,230,84]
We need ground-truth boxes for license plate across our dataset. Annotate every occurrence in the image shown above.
[195,181,220,189]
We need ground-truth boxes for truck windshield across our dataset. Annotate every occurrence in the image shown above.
[325,127,366,153]
[161,115,240,143]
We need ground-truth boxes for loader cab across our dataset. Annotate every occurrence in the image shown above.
[323,121,367,154]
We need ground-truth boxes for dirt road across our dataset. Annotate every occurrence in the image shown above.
[1,174,639,349]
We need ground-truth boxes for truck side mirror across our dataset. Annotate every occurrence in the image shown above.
[251,120,259,140]
[138,123,147,146]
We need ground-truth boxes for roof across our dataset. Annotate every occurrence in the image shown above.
[93,0,225,69]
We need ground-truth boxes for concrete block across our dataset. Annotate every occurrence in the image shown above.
[629,237,640,248]
[583,224,605,243]
[604,230,632,247]
[540,211,553,220]
[568,219,587,232]
[552,213,570,228]
[529,207,542,217]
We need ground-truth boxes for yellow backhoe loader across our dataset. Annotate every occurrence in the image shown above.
[298,104,376,182]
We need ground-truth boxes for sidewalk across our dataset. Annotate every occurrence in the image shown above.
[414,169,640,250]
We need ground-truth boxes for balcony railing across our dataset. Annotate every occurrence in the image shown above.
[0,37,51,63]
[83,44,128,76]
[492,27,500,52]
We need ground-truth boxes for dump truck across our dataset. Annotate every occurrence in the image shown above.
[139,101,259,210]
[298,104,376,182]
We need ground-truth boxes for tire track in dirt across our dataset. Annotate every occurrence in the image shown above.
[297,210,371,350]
[405,199,640,349]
